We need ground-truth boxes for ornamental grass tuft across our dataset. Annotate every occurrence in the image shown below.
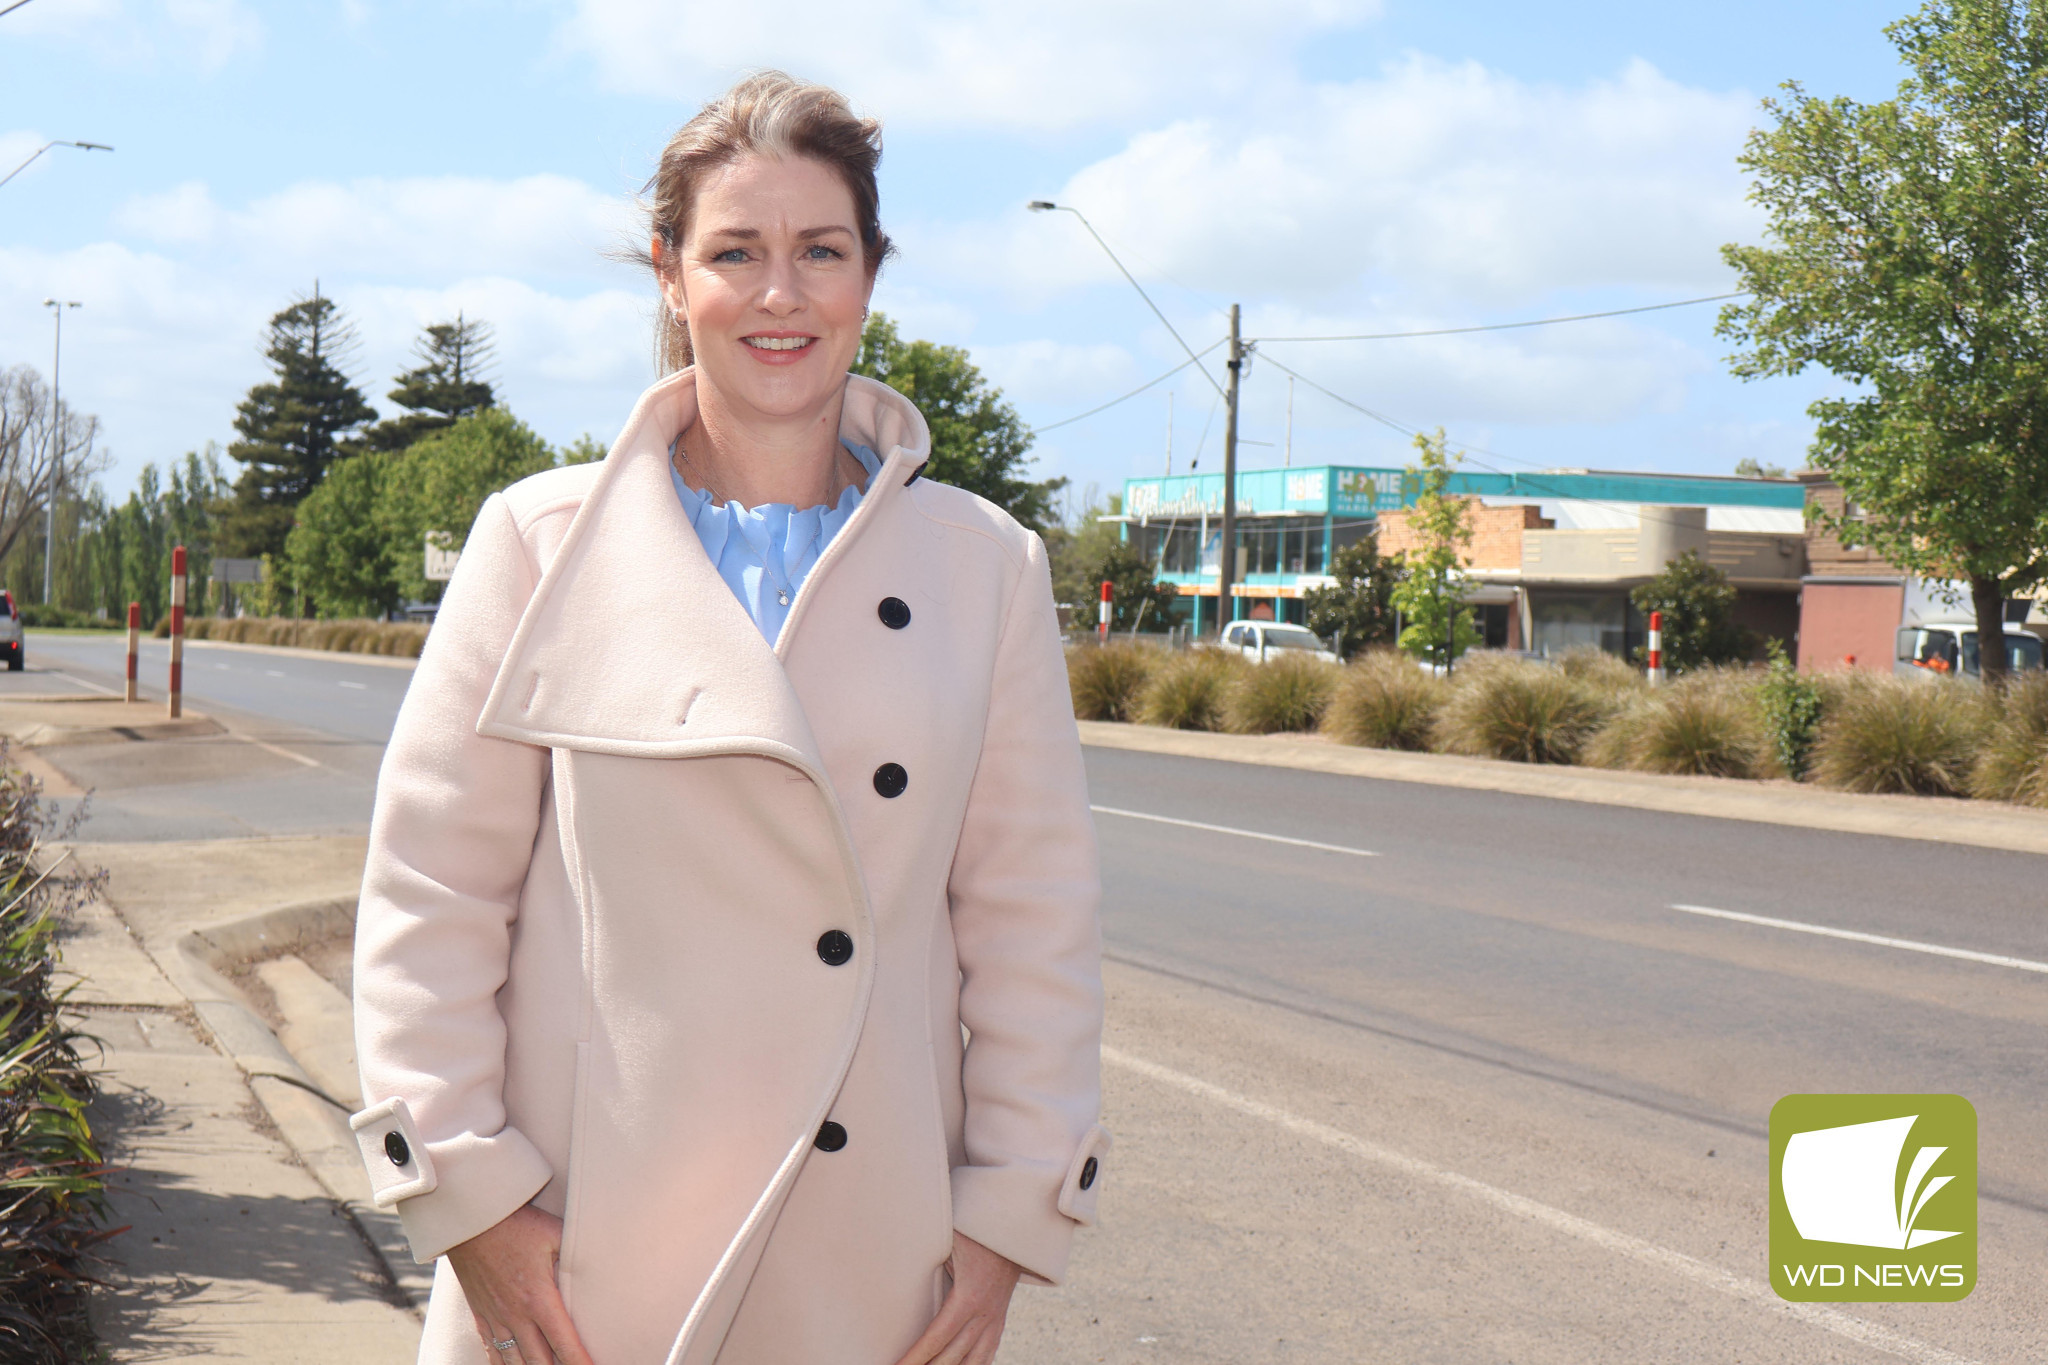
[0,756,113,1363]
[161,616,429,657]
[1811,677,1988,796]
[1136,649,1244,731]
[1065,641,1158,723]
[1586,670,1773,779]
[1322,652,1444,750]
[1223,652,1340,735]
[1435,657,1610,764]
[1970,673,2048,806]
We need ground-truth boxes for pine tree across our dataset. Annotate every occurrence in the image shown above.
[363,313,498,453]
[219,290,375,559]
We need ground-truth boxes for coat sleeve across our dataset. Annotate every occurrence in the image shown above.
[945,530,1107,1286]
[351,493,555,1263]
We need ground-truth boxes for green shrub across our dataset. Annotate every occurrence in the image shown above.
[1322,652,1444,750]
[1586,672,1772,779]
[1970,673,2048,806]
[1066,642,1157,722]
[1436,659,1609,764]
[1755,641,1825,779]
[1224,653,1339,734]
[1137,649,1244,731]
[1812,678,1988,796]
[0,759,112,1362]
[14,606,115,632]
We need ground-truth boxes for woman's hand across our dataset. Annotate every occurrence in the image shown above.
[447,1205,594,1365]
[891,1232,1024,1365]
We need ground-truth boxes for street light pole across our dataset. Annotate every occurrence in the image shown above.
[0,140,112,192]
[1219,304,1242,627]
[42,300,81,606]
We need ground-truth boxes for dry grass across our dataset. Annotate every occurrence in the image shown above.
[1970,673,2048,806]
[1435,657,1612,764]
[1555,646,1645,702]
[1066,642,1158,722]
[1586,670,1774,779]
[160,616,430,657]
[1322,652,1444,750]
[1136,649,1245,731]
[1811,677,1989,796]
[1223,653,1340,734]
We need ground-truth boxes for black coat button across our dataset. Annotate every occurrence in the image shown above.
[1079,1156,1098,1190]
[878,597,911,630]
[815,1121,848,1152]
[873,763,908,798]
[816,930,854,966]
[385,1131,411,1168]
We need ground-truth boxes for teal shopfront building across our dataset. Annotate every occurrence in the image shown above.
[1119,464,1807,635]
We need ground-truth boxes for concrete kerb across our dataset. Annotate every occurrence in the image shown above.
[166,896,432,1309]
[0,694,225,748]
[1078,720,2048,857]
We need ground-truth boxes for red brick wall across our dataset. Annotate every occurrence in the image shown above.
[1797,579,1903,673]
[1376,500,1549,570]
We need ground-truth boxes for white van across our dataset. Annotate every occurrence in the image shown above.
[1895,619,2043,681]
[1219,620,1339,664]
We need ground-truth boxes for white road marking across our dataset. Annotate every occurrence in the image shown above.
[264,669,285,678]
[1670,903,2048,976]
[49,670,118,697]
[1104,1046,1980,1365]
[338,681,365,690]
[1090,806,1378,858]
[224,731,321,769]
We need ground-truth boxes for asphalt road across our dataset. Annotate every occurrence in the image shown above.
[20,630,2046,1361]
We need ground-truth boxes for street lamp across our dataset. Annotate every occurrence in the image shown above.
[1027,199,1247,631]
[42,300,81,606]
[0,140,113,192]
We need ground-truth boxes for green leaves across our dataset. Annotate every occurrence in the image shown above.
[1388,429,1481,668]
[1629,550,1751,672]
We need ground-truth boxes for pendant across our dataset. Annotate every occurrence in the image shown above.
[777,590,790,606]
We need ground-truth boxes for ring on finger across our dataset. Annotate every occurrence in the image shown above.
[491,1336,519,1356]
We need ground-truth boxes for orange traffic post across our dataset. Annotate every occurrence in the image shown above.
[1098,580,1112,642]
[1647,609,1665,686]
[168,546,186,719]
[124,601,140,703]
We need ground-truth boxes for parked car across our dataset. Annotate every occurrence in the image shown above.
[0,592,21,671]
[1896,619,2044,682]
[1218,620,1339,664]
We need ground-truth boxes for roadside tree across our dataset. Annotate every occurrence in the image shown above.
[1719,0,2048,681]
[1388,429,1479,670]
[1090,537,1181,633]
[285,451,400,619]
[1304,538,1400,658]
[220,291,375,560]
[379,409,556,605]
[363,314,498,453]
[852,313,1064,531]
[1629,550,1750,672]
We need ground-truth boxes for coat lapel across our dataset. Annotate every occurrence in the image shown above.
[475,369,931,774]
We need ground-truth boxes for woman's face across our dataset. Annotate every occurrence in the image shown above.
[661,154,872,421]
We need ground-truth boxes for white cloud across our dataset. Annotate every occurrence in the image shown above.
[558,0,1380,132]
[962,56,1759,307]
[7,0,260,71]
[117,174,640,282]
[970,339,1137,410]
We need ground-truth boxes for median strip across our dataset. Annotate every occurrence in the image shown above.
[1104,1046,1979,1365]
[1090,805,1378,858]
[1669,903,2048,976]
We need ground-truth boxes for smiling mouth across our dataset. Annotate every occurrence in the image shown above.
[744,336,815,352]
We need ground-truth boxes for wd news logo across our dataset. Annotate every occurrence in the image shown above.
[1769,1095,1976,1302]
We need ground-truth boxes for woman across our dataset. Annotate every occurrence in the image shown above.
[350,73,1108,1365]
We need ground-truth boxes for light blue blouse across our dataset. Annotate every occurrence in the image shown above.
[670,438,884,645]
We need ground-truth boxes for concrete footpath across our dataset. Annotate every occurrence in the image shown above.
[64,835,423,1362]
[1079,719,2048,856]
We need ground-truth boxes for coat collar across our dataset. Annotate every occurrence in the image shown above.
[476,369,931,764]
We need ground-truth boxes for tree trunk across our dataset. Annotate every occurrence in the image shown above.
[1971,573,2009,684]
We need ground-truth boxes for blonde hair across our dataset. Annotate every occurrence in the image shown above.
[640,71,894,373]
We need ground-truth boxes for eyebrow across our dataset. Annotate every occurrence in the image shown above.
[700,225,856,242]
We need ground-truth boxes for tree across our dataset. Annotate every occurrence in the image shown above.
[1043,488,1126,609]
[1304,539,1400,658]
[379,409,558,605]
[220,290,376,560]
[1388,429,1479,670]
[0,365,109,572]
[1091,537,1180,633]
[363,314,498,453]
[1734,457,1788,479]
[284,451,400,619]
[1719,0,2048,681]
[851,313,1064,530]
[1629,550,1751,672]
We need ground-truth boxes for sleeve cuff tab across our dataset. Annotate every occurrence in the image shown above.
[351,1096,439,1208]
[1056,1123,1112,1226]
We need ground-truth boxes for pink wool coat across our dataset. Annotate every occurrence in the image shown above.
[350,370,1108,1365]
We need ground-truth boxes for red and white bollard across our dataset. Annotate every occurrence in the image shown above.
[124,601,140,703]
[1098,579,1112,642]
[168,546,186,719]
[1647,609,1665,686]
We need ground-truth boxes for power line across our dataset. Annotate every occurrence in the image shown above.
[1035,339,1226,433]
[1253,292,1745,344]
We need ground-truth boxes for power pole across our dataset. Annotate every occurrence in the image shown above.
[42,299,80,606]
[1217,303,1242,632]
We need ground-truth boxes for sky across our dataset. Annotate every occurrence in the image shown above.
[2,0,1916,512]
